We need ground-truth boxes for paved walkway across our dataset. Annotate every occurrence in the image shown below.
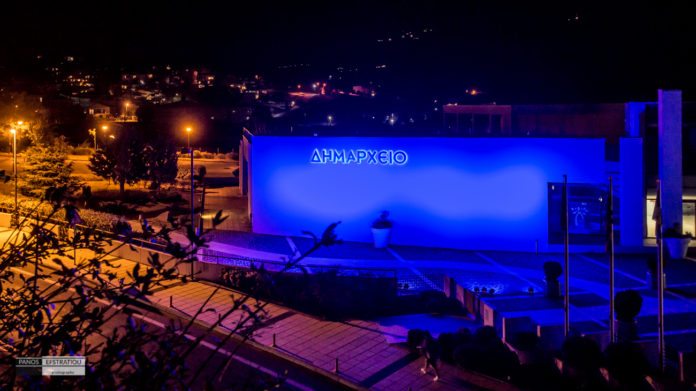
[196,230,696,365]
[0,226,511,391]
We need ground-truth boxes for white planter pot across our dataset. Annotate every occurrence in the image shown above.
[646,271,666,290]
[372,228,392,248]
[665,238,690,260]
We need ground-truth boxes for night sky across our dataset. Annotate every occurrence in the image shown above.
[1,1,694,102]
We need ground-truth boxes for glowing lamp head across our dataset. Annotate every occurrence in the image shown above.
[10,128,16,134]
[102,125,108,130]
[186,127,192,133]
[17,121,23,125]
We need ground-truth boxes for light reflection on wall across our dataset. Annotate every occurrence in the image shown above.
[252,137,605,251]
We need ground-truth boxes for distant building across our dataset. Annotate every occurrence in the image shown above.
[88,103,111,119]
[442,99,696,244]
[442,103,625,140]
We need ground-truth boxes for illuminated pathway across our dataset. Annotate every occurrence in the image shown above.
[200,230,696,369]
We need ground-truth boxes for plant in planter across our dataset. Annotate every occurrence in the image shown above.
[543,261,563,298]
[614,289,642,342]
[371,210,393,248]
[663,224,692,260]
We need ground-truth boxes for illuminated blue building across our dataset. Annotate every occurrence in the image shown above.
[240,91,693,252]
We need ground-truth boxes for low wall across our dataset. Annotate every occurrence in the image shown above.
[209,262,398,318]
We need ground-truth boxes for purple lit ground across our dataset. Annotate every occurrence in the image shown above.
[203,231,696,364]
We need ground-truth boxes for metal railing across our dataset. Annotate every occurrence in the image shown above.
[397,271,445,295]
[200,249,397,279]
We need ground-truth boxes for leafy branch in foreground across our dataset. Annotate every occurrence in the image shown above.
[0,187,341,390]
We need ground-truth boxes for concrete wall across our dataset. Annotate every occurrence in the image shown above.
[658,90,683,232]
[620,138,645,246]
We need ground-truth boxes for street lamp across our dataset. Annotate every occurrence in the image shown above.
[124,102,130,120]
[90,125,110,150]
[185,126,196,278]
[9,127,17,226]
[187,127,195,232]
[186,127,192,150]
[89,128,97,150]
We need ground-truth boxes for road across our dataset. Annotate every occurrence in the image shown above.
[0,262,353,391]
[0,154,238,180]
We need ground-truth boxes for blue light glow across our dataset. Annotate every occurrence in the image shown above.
[251,137,605,251]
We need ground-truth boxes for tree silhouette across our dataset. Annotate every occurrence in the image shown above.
[20,136,77,198]
[146,136,179,190]
[88,128,147,196]
[0,188,341,389]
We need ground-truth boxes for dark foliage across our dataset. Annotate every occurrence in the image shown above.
[437,328,472,362]
[88,128,148,195]
[0,190,290,389]
[146,136,179,190]
[452,326,520,380]
[543,261,563,281]
[561,337,603,373]
[19,138,78,198]
[614,289,642,322]
[407,329,427,354]
[371,210,393,229]
[604,342,652,390]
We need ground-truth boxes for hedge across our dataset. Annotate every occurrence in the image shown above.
[0,194,127,232]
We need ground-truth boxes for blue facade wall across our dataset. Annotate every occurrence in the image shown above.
[250,137,606,251]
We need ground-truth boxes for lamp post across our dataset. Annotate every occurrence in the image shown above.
[186,127,192,150]
[187,126,195,279]
[10,127,17,226]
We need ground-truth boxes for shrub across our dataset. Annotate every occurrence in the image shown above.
[225,152,239,160]
[419,289,447,302]
[70,147,93,155]
[512,331,539,351]
[453,326,519,380]
[79,208,124,232]
[201,152,214,159]
[604,342,651,388]
[372,210,393,229]
[426,297,448,314]
[438,329,472,362]
[561,337,603,373]
[217,262,396,320]
[0,194,127,233]
[193,150,202,159]
[615,290,642,322]
[407,329,426,353]
[543,261,563,281]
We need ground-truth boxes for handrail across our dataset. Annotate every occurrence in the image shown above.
[200,249,398,279]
